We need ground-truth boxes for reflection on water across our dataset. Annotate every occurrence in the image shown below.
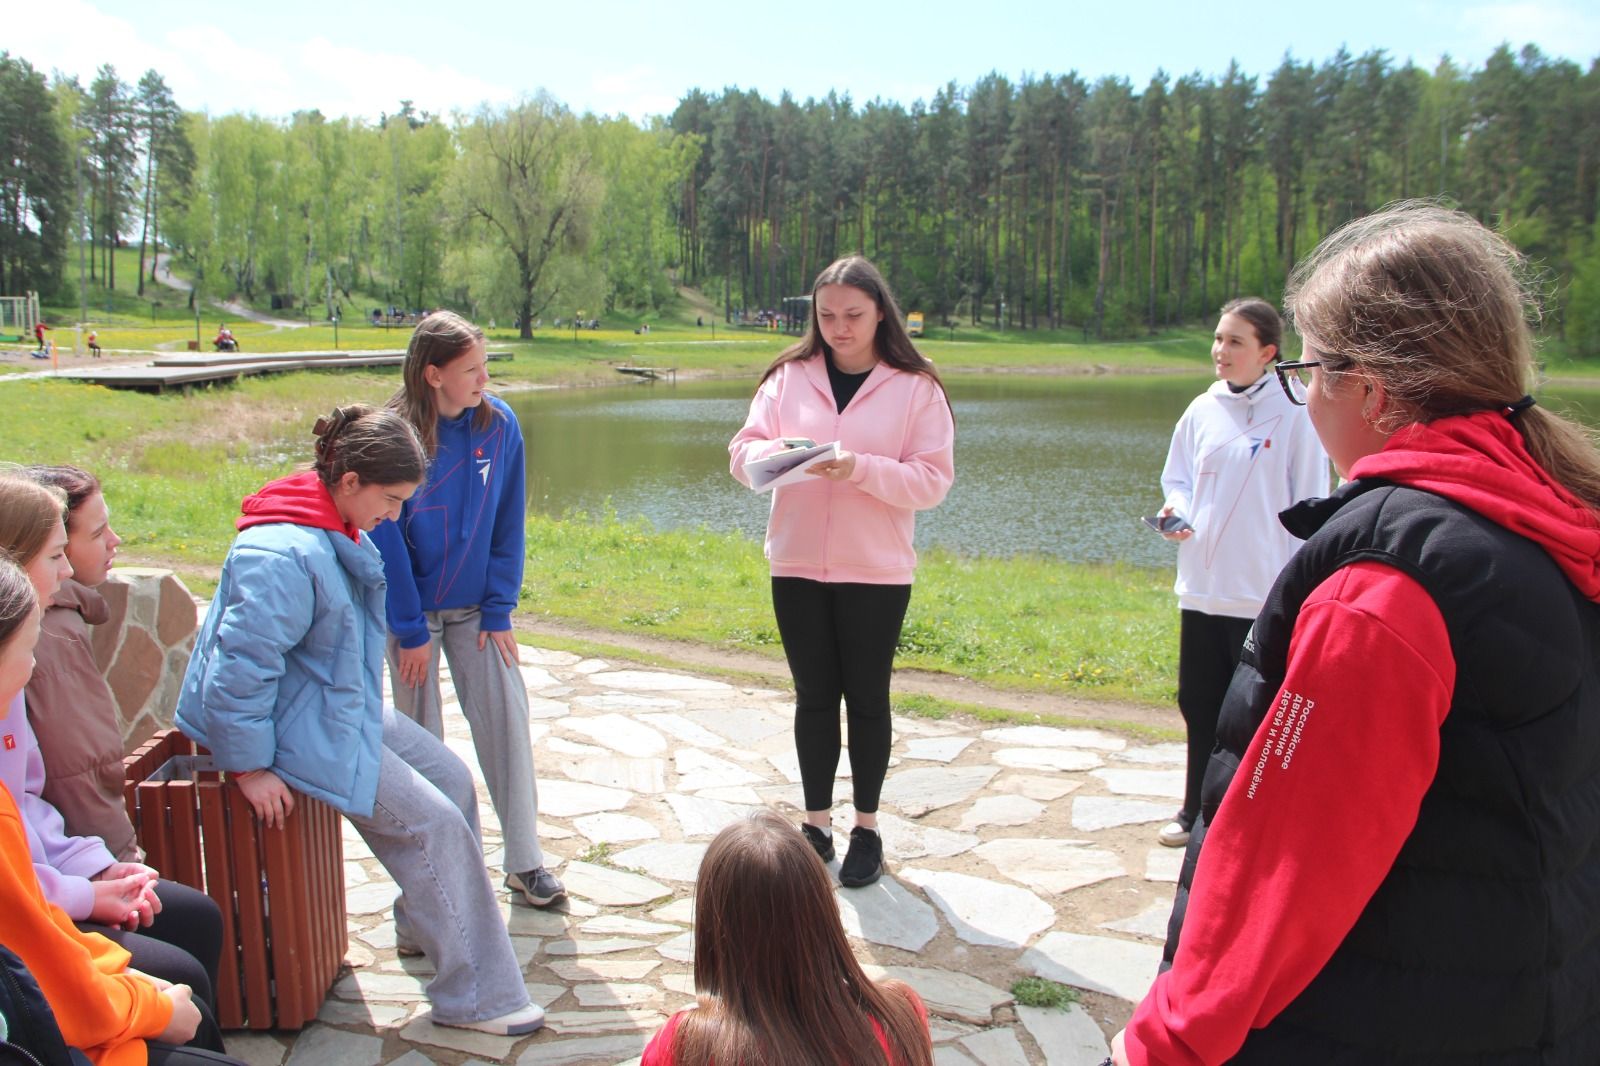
[505,375,1600,569]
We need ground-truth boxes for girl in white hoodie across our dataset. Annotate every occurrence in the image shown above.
[1155,298,1329,848]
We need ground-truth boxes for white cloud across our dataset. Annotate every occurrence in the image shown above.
[1457,2,1600,58]
[8,0,175,85]
[296,36,515,120]
[8,0,517,120]
[584,65,682,120]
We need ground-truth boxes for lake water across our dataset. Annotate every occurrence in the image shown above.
[504,374,1600,570]
[506,374,1207,569]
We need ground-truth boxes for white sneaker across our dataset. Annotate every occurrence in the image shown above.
[439,1002,545,1036]
[1157,820,1191,848]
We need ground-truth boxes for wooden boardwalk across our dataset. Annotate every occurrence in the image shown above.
[57,349,510,391]
[615,365,677,383]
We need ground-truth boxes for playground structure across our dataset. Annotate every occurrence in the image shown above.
[0,291,40,344]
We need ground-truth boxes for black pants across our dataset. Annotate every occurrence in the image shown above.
[771,577,911,814]
[78,880,226,1054]
[1176,609,1254,824]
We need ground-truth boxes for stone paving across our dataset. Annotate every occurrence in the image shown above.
[225,646,1185,1066]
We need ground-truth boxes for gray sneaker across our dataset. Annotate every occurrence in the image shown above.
[506,867,566,907]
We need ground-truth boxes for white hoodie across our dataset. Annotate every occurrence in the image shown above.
[1160,376,1330,618]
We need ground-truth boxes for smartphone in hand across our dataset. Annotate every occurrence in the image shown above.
[781,437,816,449]
[1142,514,1193,534]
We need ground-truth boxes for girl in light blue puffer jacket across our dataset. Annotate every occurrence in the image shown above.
[175,406,545,1037]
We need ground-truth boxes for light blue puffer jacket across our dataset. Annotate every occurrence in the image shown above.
[175,522,386,817]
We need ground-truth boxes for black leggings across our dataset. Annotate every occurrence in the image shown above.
[771,577,911,814]
[78,880,226,1054]
[1176,609,1255,823]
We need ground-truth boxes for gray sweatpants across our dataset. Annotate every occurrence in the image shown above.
[347,708,531,1024]
[387,606,545,873]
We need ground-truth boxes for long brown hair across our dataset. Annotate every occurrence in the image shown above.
[760,256,949,408]
[0,557,38,662]
[386,310,494,458]
[1285,200,1600,510]
[671,810,932,1066]
[0,474,68,565]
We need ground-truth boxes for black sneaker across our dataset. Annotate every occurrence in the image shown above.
[800,822,835,863]
[506,867,566,907]
[839,826,883,888]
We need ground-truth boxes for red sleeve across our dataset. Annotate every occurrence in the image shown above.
[1124,561,1455,1065]
[641,1010,685,1066]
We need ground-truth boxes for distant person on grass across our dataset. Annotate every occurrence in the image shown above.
[175,407,545,1037]
[729,255,955,888]
[641,809,933,1066]
[372,310,565,909]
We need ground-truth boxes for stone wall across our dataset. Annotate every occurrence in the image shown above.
[90,567,199,752]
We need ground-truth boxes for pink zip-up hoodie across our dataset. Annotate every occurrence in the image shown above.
[729,356,955,584]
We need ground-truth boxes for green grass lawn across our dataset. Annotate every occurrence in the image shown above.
[523,509,1177,704]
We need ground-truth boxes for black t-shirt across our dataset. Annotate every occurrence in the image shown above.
[825,352,873,413]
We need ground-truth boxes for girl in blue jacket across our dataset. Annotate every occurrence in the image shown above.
[175,406,544,1036]
[371,312,562,908]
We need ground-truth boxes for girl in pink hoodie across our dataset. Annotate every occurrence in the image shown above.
[729,256,954,888]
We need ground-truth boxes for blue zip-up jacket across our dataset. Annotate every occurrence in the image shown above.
[174,473,386,818]
[370,395,527,649]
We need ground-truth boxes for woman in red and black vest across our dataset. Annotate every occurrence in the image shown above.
[1116,202,1600,1064]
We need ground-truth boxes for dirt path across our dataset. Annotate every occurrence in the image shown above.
[675,285,718,320]
[151,254,305,330]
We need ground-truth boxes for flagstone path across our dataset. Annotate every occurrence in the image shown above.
[224,645,1184,1065]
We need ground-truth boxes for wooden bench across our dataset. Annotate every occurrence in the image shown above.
[123,730,346,1030]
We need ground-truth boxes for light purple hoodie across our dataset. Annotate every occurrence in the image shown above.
[0,691,115,919]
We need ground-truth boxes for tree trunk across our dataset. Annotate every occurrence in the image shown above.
[1147,167,1159,332]
[137,146,154,297]
[1093,185,1113,337]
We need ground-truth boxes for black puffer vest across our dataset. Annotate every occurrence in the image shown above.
[1164,478,1600,1063]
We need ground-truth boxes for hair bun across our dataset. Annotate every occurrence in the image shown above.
[312,406,357,461]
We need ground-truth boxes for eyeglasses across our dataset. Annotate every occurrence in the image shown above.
[1275,360,1322,406]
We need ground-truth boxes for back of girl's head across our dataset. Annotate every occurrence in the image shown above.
[0,556,38,651]
[310,405,426,489]
[24,465,100,529]
[388,310,491,456]
[1220,297,1283,358]
[677,809,931,1066]
[1286,199,1600,509]
[692,809,846,991]
[0,473,68,564]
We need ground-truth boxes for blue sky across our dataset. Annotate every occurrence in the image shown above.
[13,0,1600,121]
